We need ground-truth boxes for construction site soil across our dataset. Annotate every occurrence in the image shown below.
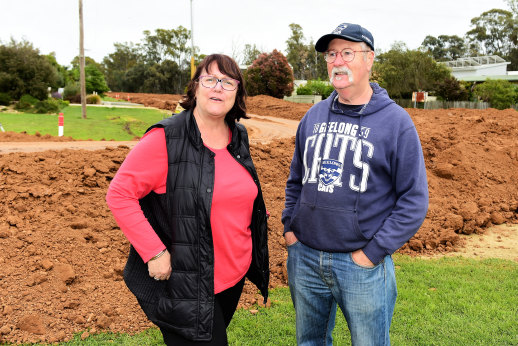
[0,93,517,343]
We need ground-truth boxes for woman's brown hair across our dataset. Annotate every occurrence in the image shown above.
[180,54,249,122]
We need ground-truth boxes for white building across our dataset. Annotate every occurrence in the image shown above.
[441,55,518,82]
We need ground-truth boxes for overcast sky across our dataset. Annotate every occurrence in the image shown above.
[0,0,509,66]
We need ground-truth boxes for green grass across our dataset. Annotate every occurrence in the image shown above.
[0,105,169,140]
[102,96,129,103]
[25,255,516,345]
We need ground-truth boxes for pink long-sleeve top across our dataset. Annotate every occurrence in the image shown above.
[106,127,258,293]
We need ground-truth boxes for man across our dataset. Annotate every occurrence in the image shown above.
[282,23,429,345]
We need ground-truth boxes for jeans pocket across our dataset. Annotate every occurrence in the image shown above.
[286,240,300,248]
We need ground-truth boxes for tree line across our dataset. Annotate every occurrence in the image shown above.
[1,1,517,110]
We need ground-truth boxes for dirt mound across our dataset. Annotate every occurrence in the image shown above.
[0,131,76,142]
[0,94,517,343]
[246,95,312,120]
[107,92,312,121]
[107,92,183,112]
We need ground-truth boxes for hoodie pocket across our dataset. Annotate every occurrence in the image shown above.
[290,202,369,252]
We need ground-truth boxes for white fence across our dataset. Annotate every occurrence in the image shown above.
[394,99,490,109]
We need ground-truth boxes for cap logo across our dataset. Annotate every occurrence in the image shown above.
[333,24,348,34]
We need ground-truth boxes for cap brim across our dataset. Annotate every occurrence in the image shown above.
[315,34,363,52]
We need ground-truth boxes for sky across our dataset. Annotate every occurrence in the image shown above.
[0,0,509,67]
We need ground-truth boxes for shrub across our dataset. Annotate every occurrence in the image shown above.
[63,83,80,103]
[34,98,69,114]
[245,50,294,98]
[295,85,312,95]
[473,79,518,110]
[86,94,101,104]
[35,99,59,113]
[434,76,469,101]
[15,94,39,111]
[296,80,334,98]
[0,92,10,106]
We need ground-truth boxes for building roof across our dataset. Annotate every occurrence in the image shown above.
[440,55,518,82]
[442,55,509,69]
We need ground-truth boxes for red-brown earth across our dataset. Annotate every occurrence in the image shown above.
[0,93,517,343]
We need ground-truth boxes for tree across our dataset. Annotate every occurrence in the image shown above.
[102,26,200,94]
[434,76,469,101]
[466,9,518,57]
[0,39,58,100]
[143,60,184,94]
[242,44,262,65]
[421,35,445,60]
[374,43,451,99]
[508,47,518,70]
[68,57,109,95]
[285,24,328,81]
[102,42,143,91]
[245,50,294,98]
[84,65,109,94]
[141,27,192,91]
[505,0,518,69]
[442,35,467,60]
[45,52,73,88]
[421,35,467,61]
[473,79,518,109]
[506,0,518,14]
[306,39,328,81]
[123,63,149,92]
[72,56,103,71]
[286,23,310,80]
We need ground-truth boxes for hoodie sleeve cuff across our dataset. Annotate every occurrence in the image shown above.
[362,239,389,265]
[282,220,291,235]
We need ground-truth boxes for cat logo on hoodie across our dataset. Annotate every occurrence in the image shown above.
[318,159,343,193]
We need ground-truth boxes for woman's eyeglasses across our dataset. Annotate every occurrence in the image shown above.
[198,75,240,91]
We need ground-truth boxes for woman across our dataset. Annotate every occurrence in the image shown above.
[106,54,269,345]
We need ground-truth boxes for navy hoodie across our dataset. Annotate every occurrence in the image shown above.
[282,83,429,264]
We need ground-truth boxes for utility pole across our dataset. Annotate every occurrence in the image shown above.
[79,0,87,119]
[190,0,195,78]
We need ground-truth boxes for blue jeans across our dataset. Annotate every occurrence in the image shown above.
[287,241,397,346]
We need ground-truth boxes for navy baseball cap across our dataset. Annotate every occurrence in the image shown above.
[315,23,374,52]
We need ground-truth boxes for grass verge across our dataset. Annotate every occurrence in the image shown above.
[0,106,169,141]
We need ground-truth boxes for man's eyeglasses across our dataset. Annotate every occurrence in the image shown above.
[324,48,371,63]
[198,75,240,91]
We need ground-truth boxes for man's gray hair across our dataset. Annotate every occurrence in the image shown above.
[360,42,374,76]
[360,42,372,61]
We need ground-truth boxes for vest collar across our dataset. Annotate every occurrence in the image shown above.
[185,109,241,151]
[185,109,203,149]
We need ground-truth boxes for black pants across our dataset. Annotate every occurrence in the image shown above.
[160,277,245,345]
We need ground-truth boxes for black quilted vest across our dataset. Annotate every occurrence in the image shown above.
[122,110,269,341]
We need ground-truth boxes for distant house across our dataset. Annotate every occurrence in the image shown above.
[441,55,518,82]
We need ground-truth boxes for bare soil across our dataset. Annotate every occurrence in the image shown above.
[0,93,517,343]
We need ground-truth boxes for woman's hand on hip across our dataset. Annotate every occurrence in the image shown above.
[148,250,172,281]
